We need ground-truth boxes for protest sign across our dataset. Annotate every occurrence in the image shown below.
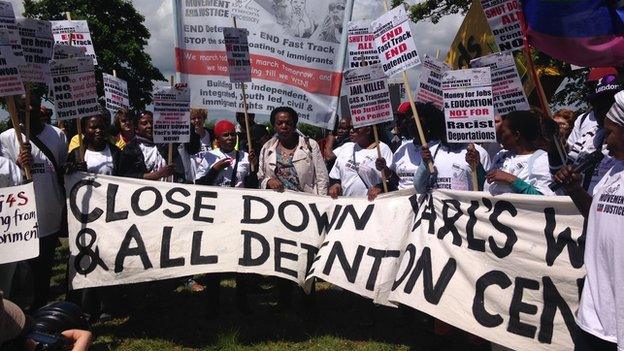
[480,0,523,52]
[49,56,99,121]
[0,1,24,64]
[442,68,496,143]
[471,51,530,115]
[103,72,129,116]
[0,30,24,96]
[153,84,190,144]
[50,20,97,64]
[52,43,86,60]
[17,18,54,84]
[415,55,450,109]
[0,183,38,264]
[371,6,421,77]
[174,0,354,128]
[344,65,393,127]
[347,20,379,69]
[66,173,584,350]
[223,27,251,83]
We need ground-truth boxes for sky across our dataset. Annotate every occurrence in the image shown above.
[2,0,464,121]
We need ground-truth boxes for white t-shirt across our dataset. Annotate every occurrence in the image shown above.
[0,156,22,188]
[84,145,114,175]
[428,142,490,191]
[0,125,67,237]
[195,149,250,188]
[391,139,422,190]
[138,142,166,173]
[577,159,624,346]
[329,142,394,197]
[485,149,555,196]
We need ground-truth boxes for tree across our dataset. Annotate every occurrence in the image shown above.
[23,0,165,110]
[392,0,590,110]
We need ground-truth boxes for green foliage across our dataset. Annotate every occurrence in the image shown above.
[393,0,471,23]
[23,0,165,110]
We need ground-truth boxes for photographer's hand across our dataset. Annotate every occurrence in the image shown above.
[61,329,92,351]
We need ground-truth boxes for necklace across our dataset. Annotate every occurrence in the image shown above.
[279,143,296,159]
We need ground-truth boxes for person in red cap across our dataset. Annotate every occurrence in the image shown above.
[195,119,255,315]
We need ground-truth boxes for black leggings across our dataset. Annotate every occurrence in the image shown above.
[28,235,58,309]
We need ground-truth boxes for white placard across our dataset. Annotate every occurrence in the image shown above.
[50,56,99,120]
[18,18,54,84]
[442,68,496,143]
[153,83,191,144]
[103,73,129,116]
[480,0,523,52]
[344,65,393,127]
[50,20,97,64]
[415,55,450,109]
[0,30,24,96]
[223,27,251,83]
[347,20,379,69]
[0,183,38,264]
[371,6,421,77]
[0,1,24,64]
[52,43,86,60]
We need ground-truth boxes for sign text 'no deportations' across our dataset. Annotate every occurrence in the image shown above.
[103,73,129,117]
[345,64,393,127]
[0,182,38,264]
[50,56,99,121]
[50,20,97,64]
[347,20,379,69]
[66,173,584,351]
[442,67,496,143]
[371,6,421,77]
[153,84,190,144]
[471,51,529,115]
[174,0,354,128]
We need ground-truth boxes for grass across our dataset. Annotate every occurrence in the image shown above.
[17,240,490,351]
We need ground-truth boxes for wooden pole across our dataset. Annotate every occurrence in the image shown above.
[112,69,117,77]
[168,75,174,166]
[372,125,388,193]
[435,49,440,60]
[382,0,434,174]
[7,96,32,180]
[232,17,256,172]
[65,11,85,162]
[24,83,30,143]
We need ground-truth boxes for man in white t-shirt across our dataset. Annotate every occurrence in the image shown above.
[0,95,67,309]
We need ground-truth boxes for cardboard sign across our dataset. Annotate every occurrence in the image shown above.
[371,6,421,76]
[0,183,38,264]
[471,52,530,115]
[153,84,190,143]
[50,20,97,64]
[0,1,24,64]
[50,56,99,120]
[0,30,24,96]
[442,68,496,143]
[103,73,129,116]
[52,43,86,60]
[347,20,379,69]
[17,18,54,84]
[415,55,450,109]
[345,65,393,127]
[480,0,523,52]
[223,27,251,83]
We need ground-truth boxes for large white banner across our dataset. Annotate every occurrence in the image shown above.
[0,183,38,264]
[67,174,584,350]
[174,0,354,128]
[18,18,54,84]
[50,20,97,64]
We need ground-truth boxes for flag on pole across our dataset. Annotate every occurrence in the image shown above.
[521,0,624,67]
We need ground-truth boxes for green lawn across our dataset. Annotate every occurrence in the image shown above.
[31,240,489,351]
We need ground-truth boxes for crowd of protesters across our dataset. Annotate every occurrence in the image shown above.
[1,67,624,351]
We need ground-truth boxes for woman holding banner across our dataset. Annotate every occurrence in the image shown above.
[555,92,624,351]
[472,110,554,196]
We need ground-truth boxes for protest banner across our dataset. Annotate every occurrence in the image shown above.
[446,0,497,69]
[52,43,86,60]
[174,0,354,128]
[0,30,25,97]
[17,18,54,84]
[415,55,450,110]
[344,64,393,128]
[49,56,99,121]
[0,1,24,64]
[50,20,97,64]
[103,72,129,117]
[442,67,496,143]
[223,27,251,83]
[66,173,584,350]
[347,20,379,69]
[480,0,523,52]
[0,183,38,264]
[152,83,190,144]
[471,51,529,115]
[371,6,421,77]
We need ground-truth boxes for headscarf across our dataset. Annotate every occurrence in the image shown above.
[213,119,235,137]
[607,91,624,127]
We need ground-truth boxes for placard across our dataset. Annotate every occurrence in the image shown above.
[52,43,86,60]
[347,20,379,69]
[103,73,129,116]
[415,55,450,109]
[18,18,54,84]
[480,0,523,52]
[371,6,421,76]
[0,183,38,264]
[471,51,530,115]
[50,20,97,64]
[0,30,24,96]
[153,83,190,143]
[345,65,393,127]
[0,1,24,64]
[223,27,251,83]
[49,56,99,120]
[442,67,496,143]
